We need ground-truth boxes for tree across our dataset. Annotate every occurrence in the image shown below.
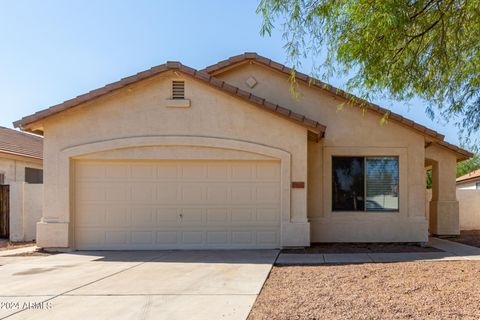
[257,0,480,147]
[457,153,480,177]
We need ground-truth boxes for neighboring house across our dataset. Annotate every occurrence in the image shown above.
[455,169,480,230]
[456,169,480,190]
[0,126,43,241]
[14,53,472,250]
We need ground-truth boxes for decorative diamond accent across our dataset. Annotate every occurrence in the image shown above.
[245,76,258,88]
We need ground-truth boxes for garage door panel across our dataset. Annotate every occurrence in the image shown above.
[206,164,229,180]
[76,162,106,179]
[206,208,228,222]
[180,164,207,180]
[131,183,156,202]
[75,160,281,249]
[157,184,179,202]
[105,185,130,202]
[105,163,130,179]
[76,205,106,227]
[256,162,280,180]
[156,208,179,223]
[131,163,156,179]
[157,164,178,179]
[256,184,280,202]
[181,185,205,202]
[106,207,129,227]
[131,207,155,226]
[76,183,106,202]
[155,231,177,244]
[131,231,153,245]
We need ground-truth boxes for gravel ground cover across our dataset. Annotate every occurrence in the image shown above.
[0,239,35,251]
[249,262,480,320]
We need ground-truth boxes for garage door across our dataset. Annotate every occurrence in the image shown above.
[74,160,281,250]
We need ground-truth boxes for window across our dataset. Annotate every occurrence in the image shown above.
[476,182,480,190]
[25,167,43,184]
[332,156,399,212]
[171,80,185,99]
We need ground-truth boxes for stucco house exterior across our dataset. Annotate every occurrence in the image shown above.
[14,53,472,250]
[457,169,480,190]
[0,126,43,241]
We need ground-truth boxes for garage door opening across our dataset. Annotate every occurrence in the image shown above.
[74,160,281,250]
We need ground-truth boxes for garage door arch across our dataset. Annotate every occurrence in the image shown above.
[58,136,292,249]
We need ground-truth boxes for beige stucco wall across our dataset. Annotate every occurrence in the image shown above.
[9,182,43,241]
[425,144,459,235]
[34,71,311,249]
[217,63,429,242]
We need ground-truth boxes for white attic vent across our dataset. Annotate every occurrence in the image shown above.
[172,80,185,99]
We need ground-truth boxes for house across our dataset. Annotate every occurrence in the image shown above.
[457,169,480,190]
[13,53,472,250]
[0,126,43,241]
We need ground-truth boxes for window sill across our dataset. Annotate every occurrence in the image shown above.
[166,99,191,108]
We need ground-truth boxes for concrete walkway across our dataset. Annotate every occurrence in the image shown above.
[276,238,480,265]
[0,250,278,320]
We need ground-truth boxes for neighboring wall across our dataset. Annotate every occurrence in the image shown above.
[458,190,480,230]
[217,63,428,242]
[9,182,43,241]
[427,189,480,230]
[0,157,42,184]
[0,156,43,241]
[457,181,479,190]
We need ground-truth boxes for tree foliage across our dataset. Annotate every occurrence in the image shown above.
[457,153,480,177]
[257,0,480,147]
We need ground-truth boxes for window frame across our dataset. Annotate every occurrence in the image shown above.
[332,155,400,213]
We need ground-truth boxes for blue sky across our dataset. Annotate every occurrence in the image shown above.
[0,0,467,145]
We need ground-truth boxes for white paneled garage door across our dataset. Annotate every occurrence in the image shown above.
[74,160,281,250]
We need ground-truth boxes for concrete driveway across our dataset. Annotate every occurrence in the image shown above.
[0,250,278,320]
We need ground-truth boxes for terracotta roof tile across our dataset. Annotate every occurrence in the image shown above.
[14,62,327,141]
[0,126,43,160]
[457,169,480,183]
[202,52,471,159]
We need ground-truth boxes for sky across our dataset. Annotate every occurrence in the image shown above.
[0,0,468,146]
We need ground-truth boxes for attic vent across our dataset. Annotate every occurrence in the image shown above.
[172,81,185,99]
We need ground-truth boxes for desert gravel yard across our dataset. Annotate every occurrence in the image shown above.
[248,262,480,320]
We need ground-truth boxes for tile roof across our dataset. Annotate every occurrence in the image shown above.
[457,169,480,183]
[202,53,473,159]
[0,126,43,160]
[13,62,326,141]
